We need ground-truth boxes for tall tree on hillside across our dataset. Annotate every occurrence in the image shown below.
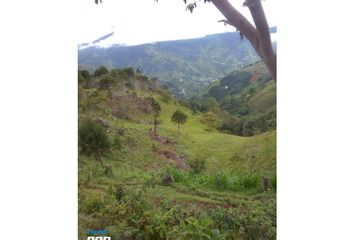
[95,0,276,80]
[79,120,111,169]
[149,97,162,135]
[171,109,188,134]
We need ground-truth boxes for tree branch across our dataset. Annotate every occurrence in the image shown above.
[211,0,276,80]
[245,0,276,80]
[210,0,261,57]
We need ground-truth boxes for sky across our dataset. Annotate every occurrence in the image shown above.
[79,0,277,46]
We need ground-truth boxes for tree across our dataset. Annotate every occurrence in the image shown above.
[80,70,91,81]
[205,97,220,112]
[148,97,162,135]
[99,75,116,90]
[171,109,187,133]
[94,66,109,77]
[79,120,111,169]
[122,67,135,78]
[79,70,92,88]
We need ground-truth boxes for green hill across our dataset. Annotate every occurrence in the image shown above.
[185,62,276,137]
[78,67,276,239]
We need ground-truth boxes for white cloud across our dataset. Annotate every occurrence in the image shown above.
[79,0,277,45]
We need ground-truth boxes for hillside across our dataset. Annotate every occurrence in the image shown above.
[78,67,276,239]
[204,62,272,100]
[182,62,276,137]
[78,32,260,96]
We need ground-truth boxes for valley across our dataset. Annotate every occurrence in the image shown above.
[78,62,276,239]
[78,32,261,96]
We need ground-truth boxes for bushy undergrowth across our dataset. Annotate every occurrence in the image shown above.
[187,156,207,174]
[79,187,276,240]
[211,197,276,239]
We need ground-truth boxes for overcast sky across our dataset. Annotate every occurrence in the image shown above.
[79,0,277,46]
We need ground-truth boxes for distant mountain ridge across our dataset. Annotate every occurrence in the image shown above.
[78,31,264,96]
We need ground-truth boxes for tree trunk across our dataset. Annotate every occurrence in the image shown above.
[177,123,180,134]
[210,0,276,81]
[262,176,270,192]
[246,0,276,80]
[154,122,157,135]
[96,152,105,169]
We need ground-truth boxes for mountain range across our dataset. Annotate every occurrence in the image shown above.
[78,31,271,96]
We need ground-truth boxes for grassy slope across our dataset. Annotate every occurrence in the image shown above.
[248,80,276,113]
[155,94,275,174]
[79,91,275,184]
[78,87,276,238]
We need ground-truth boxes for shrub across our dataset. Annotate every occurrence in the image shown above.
[161,171,175,186]
[199,112,222,130]
[113,184,126,202]
[82,192,104,214]
[213,173,230,190]
[94,66,109,77]
[169,166,185,183]
[170,216,222,240]
[99,75,116,90]
[79,120,111,168]
[210,198,276,239]
[143,209,174,240]
[121,189,150,220]
[188,156,207,174]
[80,70,91,81]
